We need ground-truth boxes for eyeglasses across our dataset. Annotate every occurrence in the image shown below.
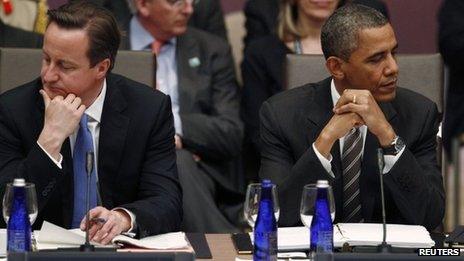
[165,0,199,8]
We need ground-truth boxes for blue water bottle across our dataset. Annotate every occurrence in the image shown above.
[253,179,277,261]
[7,178,31,252]
[310,180,333,254]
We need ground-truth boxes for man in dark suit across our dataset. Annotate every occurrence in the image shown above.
[0,20,43,48]
[244,0,389,47]
[0,2,182,244]
[123,0,243,232]
[260,4,444,231]
[439,0,464,154]
[98,0,227,40]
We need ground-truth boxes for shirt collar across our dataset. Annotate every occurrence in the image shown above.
[330,78,341,107]
[130,16,176,51]
[85,78,106,123]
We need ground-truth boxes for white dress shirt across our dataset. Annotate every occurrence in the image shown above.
[129,16,183,135]
[312,79,405,177]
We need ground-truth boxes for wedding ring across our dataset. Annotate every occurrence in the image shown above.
[352,95,357,104]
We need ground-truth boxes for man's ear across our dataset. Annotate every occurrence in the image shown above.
[134,0,150,17]
[95,58,110,80]
[326,56,345,80]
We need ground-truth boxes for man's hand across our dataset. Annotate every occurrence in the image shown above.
[315,112,364,158]
[80,206,131,245]
[333,89,395,146]
[37,90,85,160]
[174,134,183,149]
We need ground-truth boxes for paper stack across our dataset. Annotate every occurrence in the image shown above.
[250,223,435,251]
[35,221,190,251]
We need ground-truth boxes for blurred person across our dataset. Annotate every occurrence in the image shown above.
[0,0,50,33]
[259,4,444,230]
[241,0,345,180]
[439,0,464,154]
[124,0,244,232]
[0,19,43,47]
[99,0,227,39]
[0,1,182,244]
[244,0,389,47]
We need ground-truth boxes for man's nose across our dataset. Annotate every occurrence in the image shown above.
[384,53,399,76]
[41,64,59,83]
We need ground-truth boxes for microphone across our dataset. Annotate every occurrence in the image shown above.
[80,151,95,252]
[376,148,392,253]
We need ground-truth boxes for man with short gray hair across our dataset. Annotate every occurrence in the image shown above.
[259,4,444,230]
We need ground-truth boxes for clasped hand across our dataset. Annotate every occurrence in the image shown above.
[332,89,395,146]
[315,89,395,158]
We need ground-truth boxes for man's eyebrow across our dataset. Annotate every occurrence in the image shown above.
[366,43,399,61]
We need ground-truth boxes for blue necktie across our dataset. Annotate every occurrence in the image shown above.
[71,114,98,228]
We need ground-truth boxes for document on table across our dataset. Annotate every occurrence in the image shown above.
[35,221,108,250]
[250,223,435,251]
[334,223,435,248]
[35,221,189,251]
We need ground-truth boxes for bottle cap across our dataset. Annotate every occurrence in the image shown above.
[13,178,26,187]
[316,180,329,188]
[261,179,272,188]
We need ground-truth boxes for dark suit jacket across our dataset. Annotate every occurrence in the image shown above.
[0,20,43,48]
[439,0,464,153]
[121,25,244,197]
[244,0,389,47]
[259,78,445,231]
[0,74,182,238]
[100,0,227,40]
[241,35,291,180]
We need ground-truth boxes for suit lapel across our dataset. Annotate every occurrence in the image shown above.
[306,78,343,177]
[176,30,206,113]
[97,75,129,208]
[360,100,398,221]
[34,81,74,227]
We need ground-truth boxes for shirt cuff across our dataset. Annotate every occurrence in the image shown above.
[382,146,406,174]
[113,207,137,237]
[312,143,335,178]
[36,141,63,169]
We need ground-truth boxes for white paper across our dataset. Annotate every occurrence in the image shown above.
[0,230,5,257]
[334,223,435,248]
[250,226,310,251]
[251,223,434,251]
[35,221,107,250]
[112,232,188,249]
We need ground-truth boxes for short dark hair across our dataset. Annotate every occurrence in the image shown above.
[47,1,121,72]
[321,4,389,61]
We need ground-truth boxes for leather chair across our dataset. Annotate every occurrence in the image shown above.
[285,53,444,113]
[0,47,155,93]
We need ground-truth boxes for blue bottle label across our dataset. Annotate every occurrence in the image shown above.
[7,186,31,252]
[316,230,333,252]
[310,186,333,253]
[254,230,277,261]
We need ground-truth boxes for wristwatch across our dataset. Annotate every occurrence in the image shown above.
[382,135,405,156]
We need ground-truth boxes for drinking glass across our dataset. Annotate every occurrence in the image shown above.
[3,182,38,226]
[244,183,280,229]
[300,184,335,228]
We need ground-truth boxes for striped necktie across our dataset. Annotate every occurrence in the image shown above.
[342,127,363,222]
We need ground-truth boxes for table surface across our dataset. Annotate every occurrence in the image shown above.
[198,232,446,260]
[200,234,249,260]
